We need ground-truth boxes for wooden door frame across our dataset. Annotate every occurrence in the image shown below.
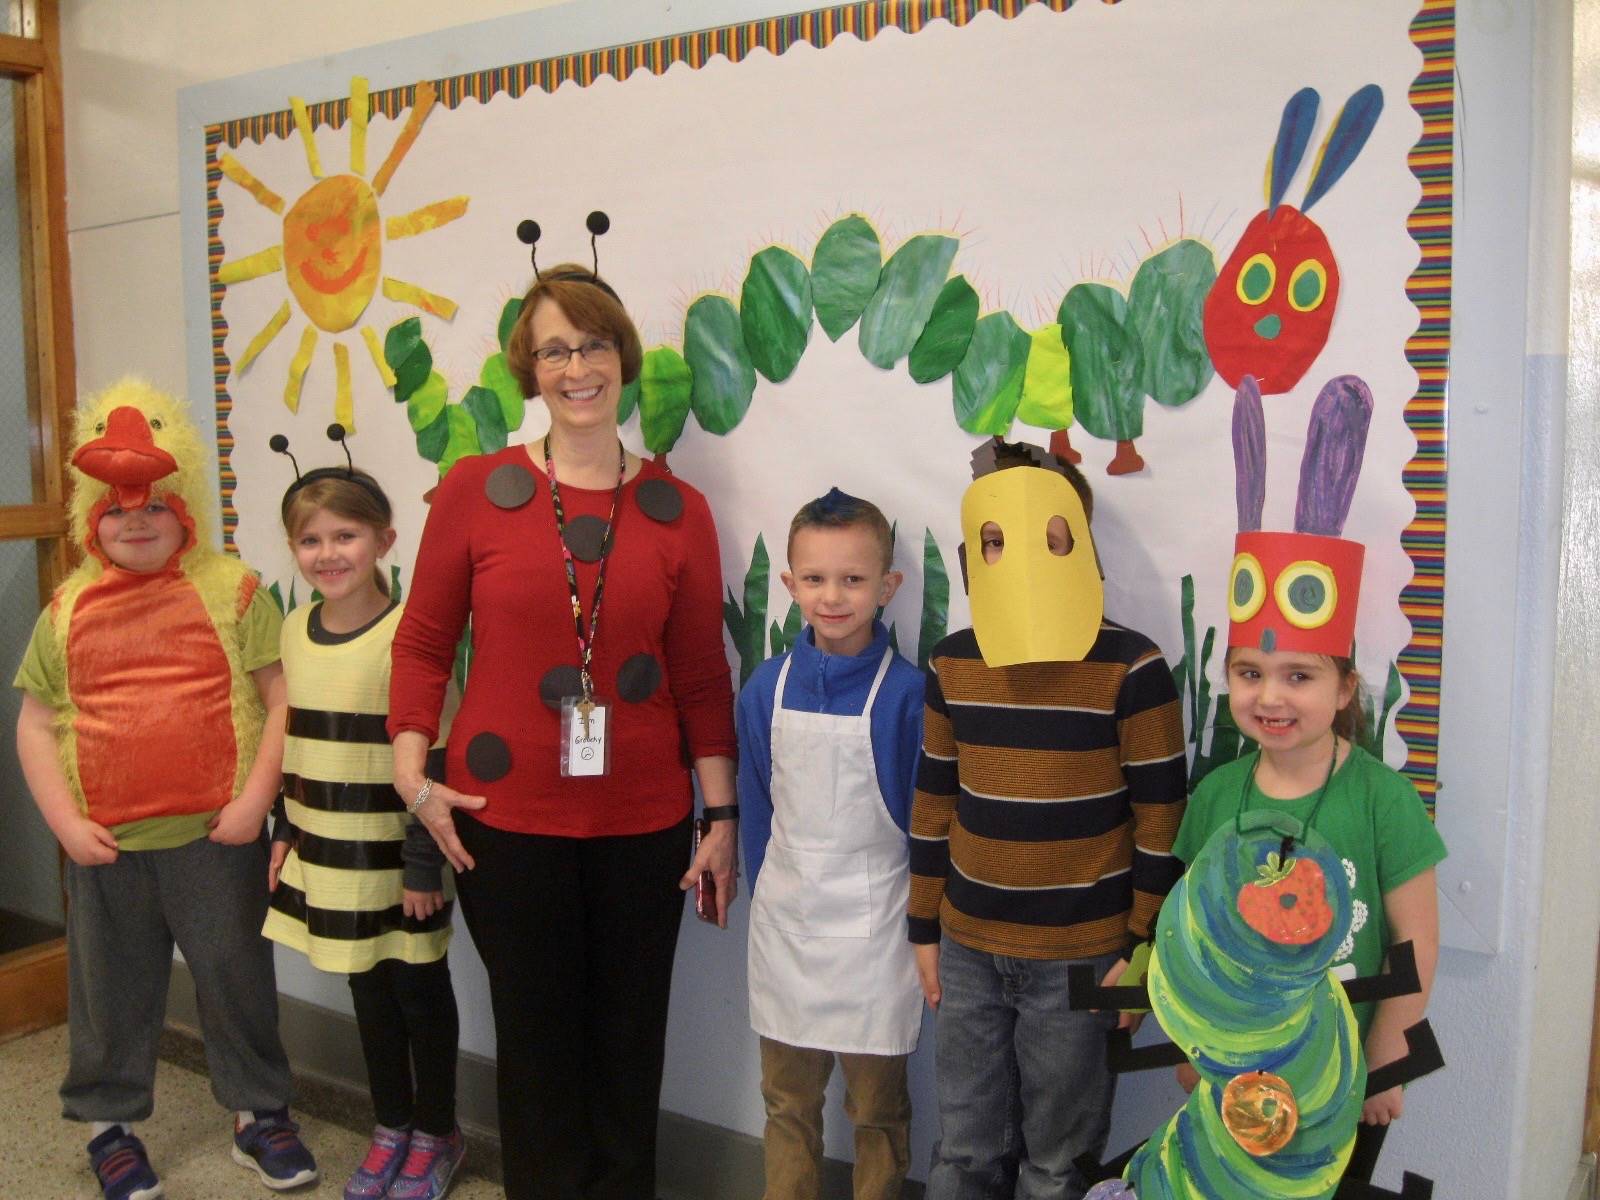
[0,0,77,1043]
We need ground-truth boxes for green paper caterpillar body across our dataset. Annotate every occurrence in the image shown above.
[1124,816,1366,1199]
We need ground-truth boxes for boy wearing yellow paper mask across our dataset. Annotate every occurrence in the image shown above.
[908,438,1186,1200]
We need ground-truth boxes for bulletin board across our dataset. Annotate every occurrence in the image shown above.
[198,0,1453,803]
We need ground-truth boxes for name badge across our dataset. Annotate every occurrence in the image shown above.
[560,697,611,778]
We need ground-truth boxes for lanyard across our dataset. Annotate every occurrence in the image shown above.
[545,435,626,703]
[1235,735,1339,861]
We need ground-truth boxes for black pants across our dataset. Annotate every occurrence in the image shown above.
[454,812,691,1200]
[348,956,460,1136]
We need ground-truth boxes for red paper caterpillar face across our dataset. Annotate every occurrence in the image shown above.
[1204,207,1339,395]
[1227,532,1364,657]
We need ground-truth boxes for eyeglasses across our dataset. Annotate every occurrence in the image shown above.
[532,338,618,370]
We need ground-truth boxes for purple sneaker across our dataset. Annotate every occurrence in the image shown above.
[343,1124,410,1199]
[386,1126,465,1200]
[87,1128,163,1200]
[231,1108,319,1190]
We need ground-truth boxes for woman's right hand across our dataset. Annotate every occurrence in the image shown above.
[401,777,487,872]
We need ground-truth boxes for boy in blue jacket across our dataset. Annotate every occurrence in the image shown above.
[738,489,926,1200]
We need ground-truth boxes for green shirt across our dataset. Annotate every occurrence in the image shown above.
[1172,744,1446,1035]
[13,585,283,851]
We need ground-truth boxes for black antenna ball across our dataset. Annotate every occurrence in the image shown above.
[517,220,542,245]
[586,211,610,237]
[268,434,289,454]
[326,423,347,442]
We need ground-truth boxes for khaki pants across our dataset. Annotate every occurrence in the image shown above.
[759,1036,911,1200]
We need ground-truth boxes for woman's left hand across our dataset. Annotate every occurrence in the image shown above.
[680,819,737,929]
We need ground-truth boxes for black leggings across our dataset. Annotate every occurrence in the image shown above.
[453,811,691,1200]
[347,956,460,1136]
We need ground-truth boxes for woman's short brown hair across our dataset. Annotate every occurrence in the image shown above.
[505,263,644,398]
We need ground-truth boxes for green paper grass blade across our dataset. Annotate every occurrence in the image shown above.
[453,621,473,692]
[497,297,523,353]
[1058,282,1143,441]
[782,600,801,646]
[638,346,693,455]
[858,234,959,369]
[439,404,481,474]
[389,565,403,604]
[1016,323,1073,428]
[266,581,285,614]
[952,311,1030,435]
[1127,238,1216,407]
[811,214,881,341]
[741,246,813,383]
[479,352,525,432]
[918,528,949,670]
[414,409,448,463]
[618,377,640,425]
[908,275,979,384]
[407,371,448,431]
[685,294,757,436]
[463,385,509,454]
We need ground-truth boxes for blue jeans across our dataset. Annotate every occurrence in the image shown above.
[925,935,1118,1200]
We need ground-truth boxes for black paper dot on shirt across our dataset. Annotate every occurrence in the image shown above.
[562,514,610,562]
[539,665,585,711]
[485,463,538,510]
[465,731,512,783]
[635,478,684,523]
[616,653,663,703]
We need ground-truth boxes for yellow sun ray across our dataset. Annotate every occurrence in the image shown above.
[284,326,318,413]
[371,80,437,196]
[218,153,285,214]
[333,342,354,433]
[350,77,369,177]
[360,325,397,388]
[290,96,324,179]
[234,301,292,376]
[386,196,469,240]
[218,245,284,286]
[383,276,458,320]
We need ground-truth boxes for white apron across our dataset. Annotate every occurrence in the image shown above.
[747,648,923,1055]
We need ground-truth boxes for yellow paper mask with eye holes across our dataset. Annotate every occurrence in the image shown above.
[960,465,1103,667]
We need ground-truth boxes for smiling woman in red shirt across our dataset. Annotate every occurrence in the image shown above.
[388,244,737,1200]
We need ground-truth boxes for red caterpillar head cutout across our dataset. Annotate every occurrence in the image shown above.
[1203,86,1383,396]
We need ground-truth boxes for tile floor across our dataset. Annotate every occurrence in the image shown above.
[0,1023,503,1199]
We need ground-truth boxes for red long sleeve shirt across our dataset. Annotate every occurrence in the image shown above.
[389,447,736,837]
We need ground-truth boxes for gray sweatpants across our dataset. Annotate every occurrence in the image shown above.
[61,833,293,1123]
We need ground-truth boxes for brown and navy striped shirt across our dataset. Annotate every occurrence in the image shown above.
[907,622,1186,960]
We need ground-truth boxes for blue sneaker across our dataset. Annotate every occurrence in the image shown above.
[87,1127,163,1200]
[386,1126,465,1200]
[343,1124,410,1199]
[231,1108,319,1190]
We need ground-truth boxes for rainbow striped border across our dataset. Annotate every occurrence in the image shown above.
[205,0,1454,803]
[1396,0,1453,806]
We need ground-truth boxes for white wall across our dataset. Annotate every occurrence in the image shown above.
[59,2,1599,1196]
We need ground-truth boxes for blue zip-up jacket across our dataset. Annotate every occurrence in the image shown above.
[736,621,925,888]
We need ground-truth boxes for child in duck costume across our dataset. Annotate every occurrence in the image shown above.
[15,379,319,1198]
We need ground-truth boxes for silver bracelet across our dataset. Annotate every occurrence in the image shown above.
[407,778,434,815]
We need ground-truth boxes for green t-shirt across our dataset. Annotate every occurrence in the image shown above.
[13,584,283,851]
[1172,744,1446,1035]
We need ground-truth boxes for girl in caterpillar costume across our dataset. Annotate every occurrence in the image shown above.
[15,380,318,1200]
[1164,380,1445,1191]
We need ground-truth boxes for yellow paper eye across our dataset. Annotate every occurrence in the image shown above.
[1228,553,1267,622]
[1274,561,1338,629]
[1287,260,1328,312]
[1236,253,1276,306]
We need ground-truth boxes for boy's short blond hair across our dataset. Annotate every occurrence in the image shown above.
[787,488,894,572]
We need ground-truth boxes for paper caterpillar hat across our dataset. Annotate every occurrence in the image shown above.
[960,437,1102,667]
[1226,376,1370,657]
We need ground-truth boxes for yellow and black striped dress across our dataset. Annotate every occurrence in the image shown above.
[264,601,452,973]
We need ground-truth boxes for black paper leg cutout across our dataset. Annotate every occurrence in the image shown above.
[1340,941,1421,1006]
[1067,963,1150,1012]
[1073,1142,1143,1188]
[1364,1020,1444,1096]
[1334,1172,1435,1199]
[1105,1027,1190,1074]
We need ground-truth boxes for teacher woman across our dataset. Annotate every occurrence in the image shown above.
[388,259,738,1200]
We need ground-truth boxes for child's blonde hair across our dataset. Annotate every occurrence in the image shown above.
[281,471,394,597]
